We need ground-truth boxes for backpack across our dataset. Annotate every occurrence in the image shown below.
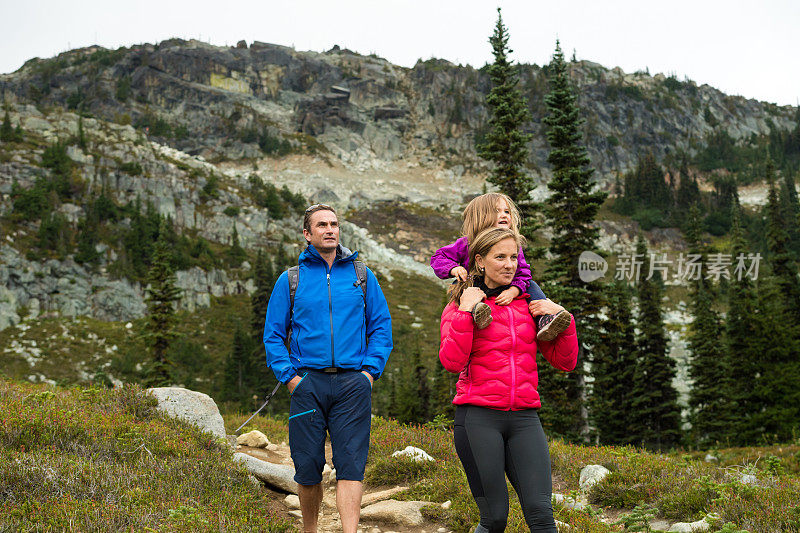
[285,261,368,341]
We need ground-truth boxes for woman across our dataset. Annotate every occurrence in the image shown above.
[439,227,579,533]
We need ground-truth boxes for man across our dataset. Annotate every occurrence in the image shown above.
[263,204,392,533]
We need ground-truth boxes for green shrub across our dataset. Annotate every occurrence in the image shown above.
[119,161,143,175]
[223,206,240,217]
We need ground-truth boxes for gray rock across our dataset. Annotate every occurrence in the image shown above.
[740,474,758,484]
[579,464,611,492]
[552,493,588,510]
[668,518,711,532]
[148,387,226,438]
[359,500,430,527]
[237,430,270,448]
[284,494,300,509]
[233,452,298,494]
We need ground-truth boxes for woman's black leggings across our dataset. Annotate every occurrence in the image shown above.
[454,405,557,533]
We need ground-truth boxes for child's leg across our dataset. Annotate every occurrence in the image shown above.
[528,281,546,300]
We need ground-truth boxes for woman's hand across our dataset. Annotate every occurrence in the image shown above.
[495,286,521,306]
[458,287,487,312]
[451,266,468,282]
[529,298,566,317]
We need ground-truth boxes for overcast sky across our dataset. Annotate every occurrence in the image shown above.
[1,0,798,107]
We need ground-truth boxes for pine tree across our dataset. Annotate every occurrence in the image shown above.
[477,8,533,202]
[227,223,247,267]
[143,224,182,386]
[590,280,638,445]
[725,203,763,444]
[629,236,681,450]
[685,204,732,447]
[250,249,285,414]
[223,324,257,408]
[780,171,800,255]
[1,108,13,142]
[538,40,608,442]
[758,166,800,440]
[765,165,800,326]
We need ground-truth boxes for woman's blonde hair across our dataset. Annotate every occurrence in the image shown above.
[461,193,521,244]
[449,228,525,304]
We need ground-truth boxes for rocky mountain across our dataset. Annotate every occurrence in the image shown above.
[1,38,796,202]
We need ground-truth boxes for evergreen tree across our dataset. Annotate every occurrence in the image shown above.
[1,108,13,142]
[143,224,182,386]
[227,223,248,267]
[685,205,732,446]
[538,40,607,442]
[395,338,430,424]
[477,8,533,202]
[250,249,285,414]
[725,203,763,444]
[223,324,257,408]
[765,165,800,325]
[590,280,638,445]
[13,122,23,142]
[780,170,800,255]
[629,236,682,450]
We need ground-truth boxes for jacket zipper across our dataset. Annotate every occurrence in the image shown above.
[327,270,335,368]
[508,305,517,410]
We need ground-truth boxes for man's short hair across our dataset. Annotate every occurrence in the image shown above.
[303,204,337,233]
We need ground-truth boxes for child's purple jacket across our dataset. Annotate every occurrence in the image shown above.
[430,236,532,294]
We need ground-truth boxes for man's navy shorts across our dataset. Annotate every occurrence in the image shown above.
[288,369,373,486]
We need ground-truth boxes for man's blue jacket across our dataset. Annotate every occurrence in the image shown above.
[263,244,393,384]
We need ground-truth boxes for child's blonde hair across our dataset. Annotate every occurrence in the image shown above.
[461,193,521,244]
[448,228,525,304]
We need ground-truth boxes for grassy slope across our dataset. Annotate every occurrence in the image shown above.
[8,380,794,533]
[0,379,291,532]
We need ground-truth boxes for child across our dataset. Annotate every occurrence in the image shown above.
[430,193,571,340]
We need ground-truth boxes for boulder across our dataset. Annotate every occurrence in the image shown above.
[284,494,300,509]
[579,464,611,492]
[359,500,430,527]
[552,492,588,510]
[147,387,226,438]
[233,452,298,494]
[668,518,710,532]
[237,430,270,448]
[390,446,434,462]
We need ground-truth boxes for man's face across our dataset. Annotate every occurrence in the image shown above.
[303,209,340,253]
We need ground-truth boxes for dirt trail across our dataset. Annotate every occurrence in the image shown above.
[239,443,452,533]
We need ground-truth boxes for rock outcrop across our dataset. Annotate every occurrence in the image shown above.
[148,386,226,439]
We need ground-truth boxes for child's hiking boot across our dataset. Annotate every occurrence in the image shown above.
[471,302,493,330]
[536,310,571,342]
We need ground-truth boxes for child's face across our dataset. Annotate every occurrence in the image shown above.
[494,199,512,229]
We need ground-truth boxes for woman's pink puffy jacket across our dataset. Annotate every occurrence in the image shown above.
[439,294,579,411]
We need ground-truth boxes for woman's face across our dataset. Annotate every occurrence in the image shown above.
[476,237,518,289]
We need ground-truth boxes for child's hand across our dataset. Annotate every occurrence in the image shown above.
[495,287,520,306]
[451,266,468,282]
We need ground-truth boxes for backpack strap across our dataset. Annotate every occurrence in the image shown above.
[287,265,300,331]
[353,260,367,297]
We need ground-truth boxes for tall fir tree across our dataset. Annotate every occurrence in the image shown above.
[538,40,607,441]
[725,203,763,444]
[1,108,13,142]
[685,204,732,447]
[222,324,258,409]
[629,236,682,450]
[477,7,533,202]
[143,224,183,386]
[780,170,800,255]
[758,166,800,440]
[250,249,286,414]
[589,279,638,445]
[765,165,800,326]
